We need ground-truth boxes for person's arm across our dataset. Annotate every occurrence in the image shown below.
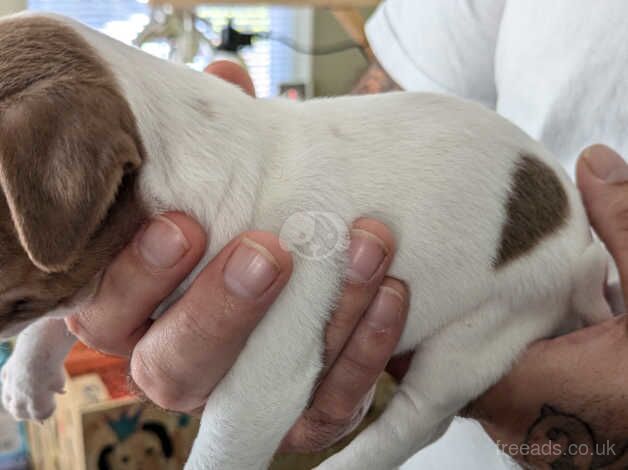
[464,145,628,469]
[352,60,401,95]
[363,0,504,105]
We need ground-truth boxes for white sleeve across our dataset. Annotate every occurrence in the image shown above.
[365,0,506,108]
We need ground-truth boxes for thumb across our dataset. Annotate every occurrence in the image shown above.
[576,144,628,289]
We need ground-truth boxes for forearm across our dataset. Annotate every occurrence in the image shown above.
[485,407,628,469]
[464,317,628,469]
[351,60,401,95]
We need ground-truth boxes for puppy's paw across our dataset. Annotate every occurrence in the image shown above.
[1,356,64,421]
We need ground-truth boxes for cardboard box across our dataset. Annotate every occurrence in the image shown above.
[28,373,199,470]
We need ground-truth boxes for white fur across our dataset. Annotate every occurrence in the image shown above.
[2,319,74,421]
[0,13,611,470]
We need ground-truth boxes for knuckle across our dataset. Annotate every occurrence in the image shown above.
[287,414,349,453]
[289,428,335,453]
[311,388,360,426]
[175,302,228,347]
[341,346,386,381]
[99,249,166,301]
[176,295,251,346]
[66,309,131,357]
[130,349,186,411]
[100,260,139,299]
[326,302,362,335]
[175,302,219,343]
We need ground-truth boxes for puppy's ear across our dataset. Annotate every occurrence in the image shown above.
[0,81,143,273]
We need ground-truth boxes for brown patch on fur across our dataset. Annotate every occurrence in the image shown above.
[0,15,148,330]
[494,154,569,269]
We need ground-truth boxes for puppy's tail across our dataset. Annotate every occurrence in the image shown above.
[571,241,612,325]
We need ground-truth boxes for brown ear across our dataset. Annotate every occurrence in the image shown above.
[0,81,142,272]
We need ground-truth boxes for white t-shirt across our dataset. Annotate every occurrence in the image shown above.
[366,0,628,177]
[367,1,628,468]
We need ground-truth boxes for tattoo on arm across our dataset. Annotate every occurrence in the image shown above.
[516,405,628,469]
[351,61,401,95]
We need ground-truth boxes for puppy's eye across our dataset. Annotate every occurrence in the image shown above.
[11,298,31,313]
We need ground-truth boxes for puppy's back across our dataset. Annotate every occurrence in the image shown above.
[292,92,592,345]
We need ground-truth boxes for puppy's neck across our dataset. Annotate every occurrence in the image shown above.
[131,67,272,236]
[79,23,289,247]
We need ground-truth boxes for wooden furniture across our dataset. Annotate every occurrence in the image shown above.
[150,0,380,59]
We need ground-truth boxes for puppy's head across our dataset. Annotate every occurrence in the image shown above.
[0,14,148,336]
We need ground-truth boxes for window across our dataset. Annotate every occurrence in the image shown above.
[28,1,311,97]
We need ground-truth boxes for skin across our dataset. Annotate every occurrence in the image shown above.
[351,60,401,95]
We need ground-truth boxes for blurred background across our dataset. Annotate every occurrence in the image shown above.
[0,0,373,98]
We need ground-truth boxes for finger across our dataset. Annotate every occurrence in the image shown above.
[323,218,396,373]
[282,278,408,453]
[130,232,293,412]
[66,213,207,356]
[577,145,628,298]
[204,60,256,97]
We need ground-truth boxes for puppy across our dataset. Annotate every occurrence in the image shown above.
[0,12,611,470]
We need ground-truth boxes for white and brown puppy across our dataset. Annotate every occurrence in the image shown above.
[0,12,612,470]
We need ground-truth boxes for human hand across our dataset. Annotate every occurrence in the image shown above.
[465,145,628,468]
[66,214,409,446]
[67,61,410,453]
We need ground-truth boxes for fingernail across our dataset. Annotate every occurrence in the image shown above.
[137,216,190,269]
[346,229,387,284]
[224,238,280,299]
[584,146,628,183]
[365,286,404,331]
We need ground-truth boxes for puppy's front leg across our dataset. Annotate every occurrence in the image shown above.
[1,319,76,421]
[185,256,344,470]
